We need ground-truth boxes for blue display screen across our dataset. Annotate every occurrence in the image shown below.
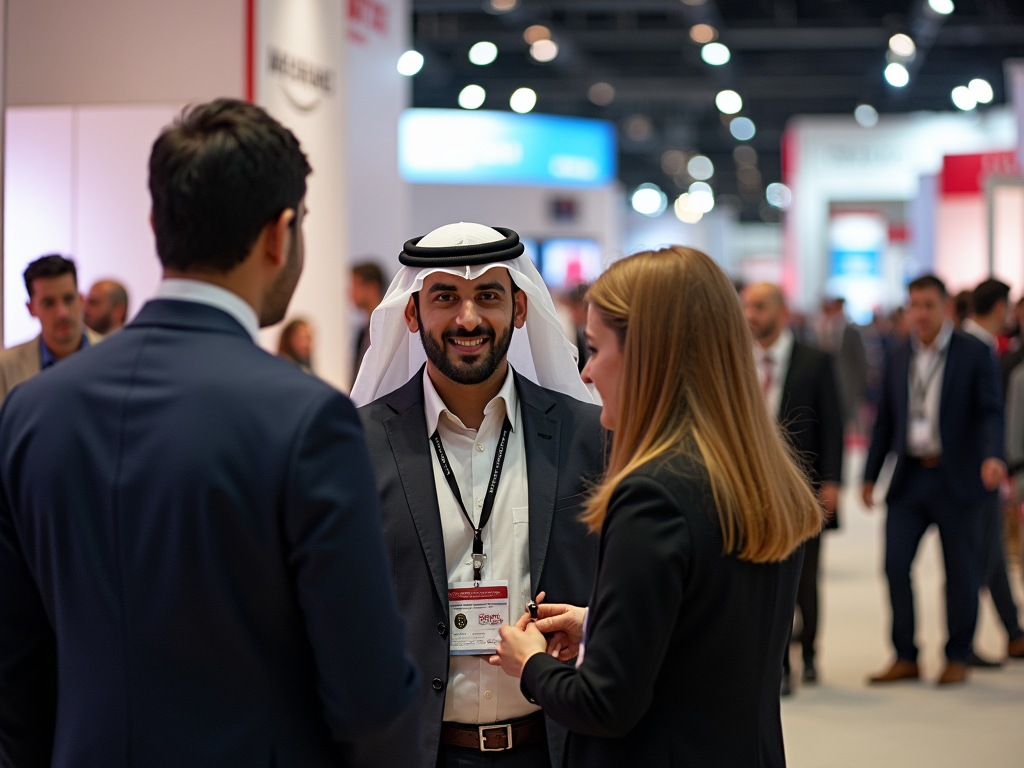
[399,109,617,187]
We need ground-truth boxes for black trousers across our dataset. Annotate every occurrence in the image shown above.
[436,739,551,768]
[885,463,982,664]
[976,498,1024,642]
[784,534,821,674]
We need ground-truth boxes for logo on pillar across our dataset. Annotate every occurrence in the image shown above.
[349,0,390,45]
[268,47,335,112]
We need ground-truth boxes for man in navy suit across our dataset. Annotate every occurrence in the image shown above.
[863,274,1005,686]
[0,99,419,767]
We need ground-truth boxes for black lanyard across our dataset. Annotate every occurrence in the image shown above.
[430,415,513,580]
[910,345,948,418]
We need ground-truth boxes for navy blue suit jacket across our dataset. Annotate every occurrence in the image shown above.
[864,329,1004,504]
[0,299,419,768]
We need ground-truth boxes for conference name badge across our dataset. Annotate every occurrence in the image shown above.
[448,581,509,656]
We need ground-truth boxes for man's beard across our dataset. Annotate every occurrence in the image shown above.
[419,320,515,385]
[260,228,303,327]
[754,318,779,342]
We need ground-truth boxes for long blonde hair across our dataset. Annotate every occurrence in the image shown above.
[582,247,821,563]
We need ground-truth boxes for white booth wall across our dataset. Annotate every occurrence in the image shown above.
[783,109,1017,312]
[3,0,411,390]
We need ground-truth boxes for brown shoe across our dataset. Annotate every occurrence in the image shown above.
[1008,636,1024,659]
[868,659,920,683]
[937,661,968,685]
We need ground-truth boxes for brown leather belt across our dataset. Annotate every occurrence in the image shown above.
[909,455,942,468]
[440,711,545,752]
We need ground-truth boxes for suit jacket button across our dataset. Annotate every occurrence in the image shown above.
[438,622,447,637]
[432,678,444,691]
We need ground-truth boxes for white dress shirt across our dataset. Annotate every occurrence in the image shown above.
[423,366,540,724]
[962,318,996,351]
[754,328,794,421]
[155,278,260,343]
[907,321,954,457]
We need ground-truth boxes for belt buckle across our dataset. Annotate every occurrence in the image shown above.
[479,723,513,752]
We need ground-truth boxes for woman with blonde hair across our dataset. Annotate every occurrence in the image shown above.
[492,246,821,767]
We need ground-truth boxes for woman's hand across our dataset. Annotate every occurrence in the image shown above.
[489,622,548,678]
[533,603,587,661]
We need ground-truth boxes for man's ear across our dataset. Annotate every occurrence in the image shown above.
[266,208,296,268]
[404,295,420,333]
[26,300,37,319]
[513,290,528,330]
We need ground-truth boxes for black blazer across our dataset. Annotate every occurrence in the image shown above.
[359,369,604,767]
[521,451,803,768]
[778,342,845,528]
[0,300,419,768]
[864,330,1004,504]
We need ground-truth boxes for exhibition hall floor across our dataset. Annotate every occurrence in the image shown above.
[781,451,1024,768]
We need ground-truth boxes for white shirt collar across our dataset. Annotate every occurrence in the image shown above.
[912,320,954,355]
[962,318,996,349]
[423,364,519,436]
[755,327,794,365]
[155,278,261,343]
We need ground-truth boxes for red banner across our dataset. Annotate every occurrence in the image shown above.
[941,151,1020,195]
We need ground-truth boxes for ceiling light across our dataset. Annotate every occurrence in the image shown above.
[509,87,537,113]
[687,155,714,181]
[951,85,977,111]
[701,43,731,66]
[632,184,668,217]
[927,0,954,14]
[523,25,551,45]
[884,62,909,88]
[730,117,756,141]
[588,82,615,106]
[489,0,518,12]
[681,0,707,5]
[738,166,761,186]
[530,39,558,63]
[888,34,916,58]
[687,182,715,213]
[468,42,498,66]
[854,104,879,127]
[733,145,757,165]
[969,78,993,104]
[396,50,424,76]
[458,84,486,110]
[624,114,654,142]
[715,89,743,114]
[690,24,717,44]
[766,183,793,209]
[674,194,704,224]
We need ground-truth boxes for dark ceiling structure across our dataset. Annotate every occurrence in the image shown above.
[409,0,1024,221]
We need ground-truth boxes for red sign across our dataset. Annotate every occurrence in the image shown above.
[349,0,390,45]
[941,151,1020,195]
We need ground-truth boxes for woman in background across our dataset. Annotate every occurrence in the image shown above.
[492,246,822,767]
[277,318,314,375]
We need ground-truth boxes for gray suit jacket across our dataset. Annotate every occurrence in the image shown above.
[0,328,104,402]
[358,368,605,767]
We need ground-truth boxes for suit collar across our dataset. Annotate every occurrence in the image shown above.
[129,299,255,342]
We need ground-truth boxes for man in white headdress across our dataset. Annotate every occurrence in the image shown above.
[353,223,604,768]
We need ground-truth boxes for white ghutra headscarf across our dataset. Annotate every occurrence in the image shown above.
[350,222,591,406]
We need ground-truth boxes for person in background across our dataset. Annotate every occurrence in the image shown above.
[354,222,603,768]
[278,317,314,374]
[84,279,129,334]
[999,296,1024,394]
[0,99,419,767]
[0,254,104,402]
[817,297,868,432]
[952,290,972,330]
[351,261,385,376]
[961,279,1024,665]
[863,275,1005,686]
[493,247,821,768]
[564,283,591,373]
[743,283,844,695]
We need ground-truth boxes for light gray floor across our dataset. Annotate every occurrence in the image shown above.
[781,450,1024,768]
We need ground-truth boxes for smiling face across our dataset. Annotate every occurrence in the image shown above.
[581,303,624,431]
[404,267,528,386]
